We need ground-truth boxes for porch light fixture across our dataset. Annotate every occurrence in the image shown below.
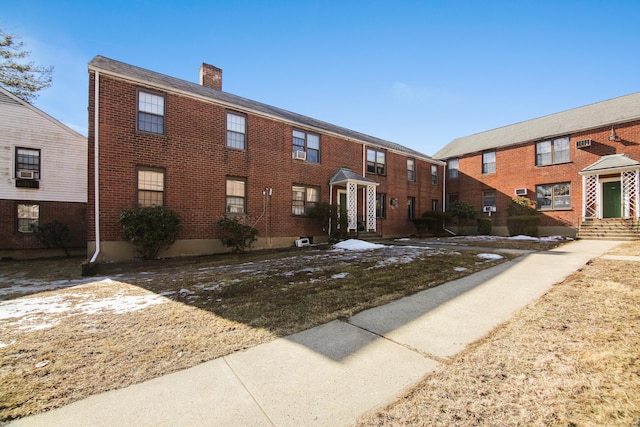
[609,126,621,142]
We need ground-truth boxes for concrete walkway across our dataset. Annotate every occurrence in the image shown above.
[9,239,623,427]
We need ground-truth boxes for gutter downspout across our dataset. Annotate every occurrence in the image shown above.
[442,161,446,213]
[90,71,101,263]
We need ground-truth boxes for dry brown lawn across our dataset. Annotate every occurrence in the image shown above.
[1,238,523,422]
[4,237,637,425]
[355,241,640,427]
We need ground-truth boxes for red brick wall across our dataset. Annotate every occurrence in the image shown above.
[446,120,640,230]
[0,199,86,250]
[88,72,442,246]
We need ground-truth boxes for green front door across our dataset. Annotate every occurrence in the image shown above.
[602,181,622,218]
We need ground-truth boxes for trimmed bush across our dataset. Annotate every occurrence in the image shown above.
[218,217,259,253]
[413,211,451,237]
[477,217,492,235]
[33,220,72,257]
[449,201,477,234]
[118,206,182,259]
[308,202,348,240]
[506,197,539,237]
[507,216,540,237]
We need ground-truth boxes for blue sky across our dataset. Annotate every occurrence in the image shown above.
[3,0,639,155]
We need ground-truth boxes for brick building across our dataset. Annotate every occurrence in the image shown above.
[87,56,444,262]
[0,86,87,258]
[434,93,640,238]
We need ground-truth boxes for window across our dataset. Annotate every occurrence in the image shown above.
[447,158,459,179]
[482,190,496,209]
[15,147,41,179]
[226,178,247,214]
[292,130,320,163]
[482,151,496,174]
[226,112,246,150]
[376,193,386,219]
[447,193,459,209]
[137,90,165,134]
[536,136,570,166]
[137,169,165,207]
[17,203,39,233]
[431,165,438,185]
[292,185,320,216]
[367,148,386,175]
[407,159,415,181]
[431,199,439,211]
[536,182,571,210]
[407,197,416,219]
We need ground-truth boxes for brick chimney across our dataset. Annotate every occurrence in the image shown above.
[199,63,222,91]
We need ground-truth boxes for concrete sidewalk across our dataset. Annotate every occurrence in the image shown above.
[9,239,623,427]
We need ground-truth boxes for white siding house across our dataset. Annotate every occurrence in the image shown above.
[0,86,87,256]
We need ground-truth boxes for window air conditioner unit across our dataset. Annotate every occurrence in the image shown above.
[483,206,496,213]
[576,139,592,149]
[17,170,35,179]
[514,188,527,196]
[292,150,307,161]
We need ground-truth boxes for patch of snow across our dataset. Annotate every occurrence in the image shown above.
[333,239,386,251]
[509,235,538,241]
[0,280,168,331]
[179,288,195,295]
[477,253,504,260]
[395,238,411,241]
[159,290,176,296]
[454,267,468,272]
[196,284,221,291]
[331,272,349,279]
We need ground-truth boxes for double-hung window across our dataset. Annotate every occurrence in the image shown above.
[407,159,415,181]
[292,185,319,216]
[536,182,571,210]
[292,130,320,163]
[137,90,165,134]
[15,147,41,179]
[367,148,386,175]
[431,165,438,184]
[138,168,165,207]
[482,190,496,210]
[407,197,416,219]
[482,151,496,174]
[536,136,570,166]
[226,112,246,150]
[376,193,386,219]
[17,203,39,233]
[448,158,459,179]
[226,178,247,214]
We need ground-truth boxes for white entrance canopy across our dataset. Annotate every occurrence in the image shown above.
[329,168,379,232]
[579,154,640,219]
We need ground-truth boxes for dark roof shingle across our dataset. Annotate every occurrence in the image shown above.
[89,56,435,162]
[433,92,640,160]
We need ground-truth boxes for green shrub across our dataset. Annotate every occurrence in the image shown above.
[449,201,477,234]
[118,206,182,259]
[506,197,539,236]
[33,220,71,257]
[507,216,540,237]
[413,211,451,237]
[477,217,492,235]
[507,196,537,216]
[308,202,348,240]
[218,217,259,253]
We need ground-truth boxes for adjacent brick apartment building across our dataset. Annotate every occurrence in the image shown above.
[0,86,87,258]
[87,56,444,262]
[434,93,640,237]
